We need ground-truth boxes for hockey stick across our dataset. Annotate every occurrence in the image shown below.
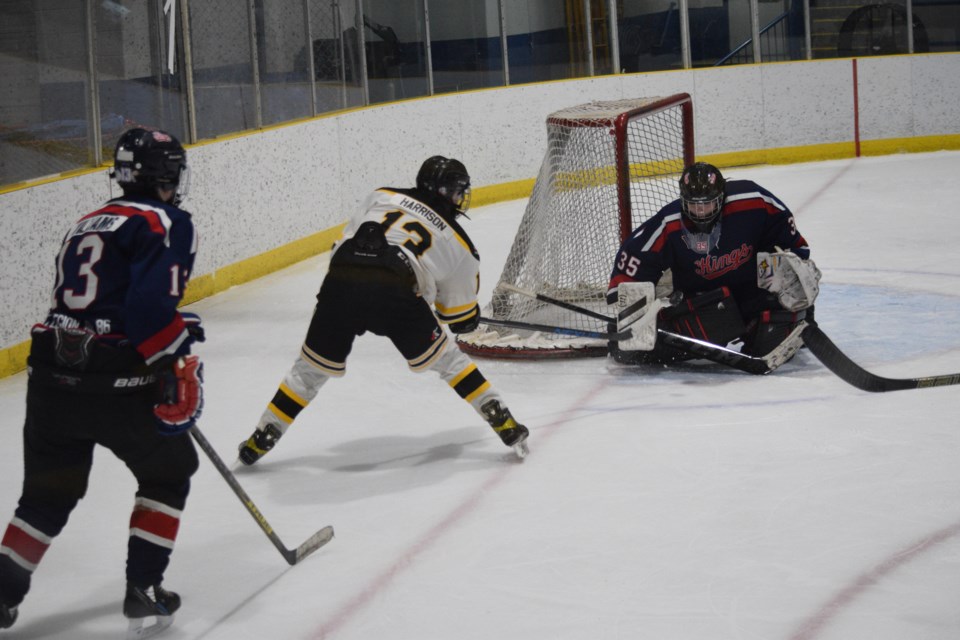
[801,324,960,392]
[659,325,806,375]
[478,316,631,341]
[190,425,334,565]
[495,283,799,374]
[498,282,613,322]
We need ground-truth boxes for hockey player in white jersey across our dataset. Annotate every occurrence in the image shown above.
[238,156,529,462]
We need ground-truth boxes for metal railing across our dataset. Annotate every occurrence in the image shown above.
[0,0,952,189]
[715,10,795,66]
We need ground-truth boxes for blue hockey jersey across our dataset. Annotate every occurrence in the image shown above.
[608,179,809,310]
[41,196,198,366]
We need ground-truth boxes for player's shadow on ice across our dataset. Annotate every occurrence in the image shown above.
[293,428,503,471]
[234,426,511,504]
[329,440,470,472]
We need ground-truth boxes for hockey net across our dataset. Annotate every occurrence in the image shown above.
[458,94,694,358]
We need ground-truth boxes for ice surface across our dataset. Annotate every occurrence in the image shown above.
[2,152,960,640]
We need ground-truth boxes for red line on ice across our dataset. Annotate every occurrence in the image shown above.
[788,519,960,640]
[308,381,607,639]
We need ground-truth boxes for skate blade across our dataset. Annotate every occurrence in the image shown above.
[126,613,175,640]
[512,440,529,459]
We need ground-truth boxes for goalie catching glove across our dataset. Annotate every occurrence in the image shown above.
[154,355,204,434]
[757,248,821,311]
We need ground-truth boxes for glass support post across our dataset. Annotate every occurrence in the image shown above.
[304,0,318,116]
[424,0,435,95]
[906,0,914,53]
[751,0,762,63]
[84,0,103,166]
[499,0,510,85]
[180,0,198,142]
[607,0,620,73]
[247,0,262,128]
[583,0,595,76]
[355,0,370,105]
[679,0,692,68]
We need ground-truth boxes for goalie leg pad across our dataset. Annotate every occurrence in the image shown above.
[614,282,660,351]
[742,308,808,357]
[609,336,694,365]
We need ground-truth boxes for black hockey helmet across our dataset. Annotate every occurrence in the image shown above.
[112,128,189,205]
[679,162,725,232]
[416,155,471,215]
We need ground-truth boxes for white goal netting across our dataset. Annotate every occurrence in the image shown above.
[459,95,694,358]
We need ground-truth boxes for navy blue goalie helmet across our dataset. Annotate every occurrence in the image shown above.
[113,128,189,205]
[416,155,471,215]
[679,162,725,232]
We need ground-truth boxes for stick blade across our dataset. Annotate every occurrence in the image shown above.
[800,325,960,392]
[287,525,335,565]
[801,325,914,392]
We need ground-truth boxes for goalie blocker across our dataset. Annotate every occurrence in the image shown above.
[610,282,810,366]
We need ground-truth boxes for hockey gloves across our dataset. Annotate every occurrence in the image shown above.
[181,312,206,343]
[154,355,204,435]
[448,305,481,334]
[757,248,821,311]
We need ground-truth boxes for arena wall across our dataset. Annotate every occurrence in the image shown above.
[1,53,958,376]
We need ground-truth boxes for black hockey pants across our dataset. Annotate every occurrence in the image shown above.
[303,227,443,370]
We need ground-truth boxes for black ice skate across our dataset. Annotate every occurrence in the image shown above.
[123,583,180,640]
[0,602,17,630]
[481,399,529,459]
[238,423,283,466]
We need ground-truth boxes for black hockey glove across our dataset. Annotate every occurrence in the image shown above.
[182,312,205,343]
[448,309,481,334]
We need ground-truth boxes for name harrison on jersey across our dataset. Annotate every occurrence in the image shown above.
[399,197,448,232]
[694,242,753,279]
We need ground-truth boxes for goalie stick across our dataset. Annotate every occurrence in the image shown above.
[190,425,334,565]
[659,327,804,375]
[500,284,960,389]
[801,324,960,392]
[490,284,801,374]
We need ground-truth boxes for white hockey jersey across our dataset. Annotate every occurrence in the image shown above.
[338,188,480,326]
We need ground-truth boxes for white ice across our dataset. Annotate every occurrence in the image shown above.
[2,151,960,640]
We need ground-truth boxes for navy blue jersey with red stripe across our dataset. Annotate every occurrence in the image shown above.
[43,196,198,366]
[608,179,809,309]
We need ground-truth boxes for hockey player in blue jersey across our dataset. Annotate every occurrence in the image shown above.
[0,128,204,638]
[607,162,821,367]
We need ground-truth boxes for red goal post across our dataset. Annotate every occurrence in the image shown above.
[458,94,694,359]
